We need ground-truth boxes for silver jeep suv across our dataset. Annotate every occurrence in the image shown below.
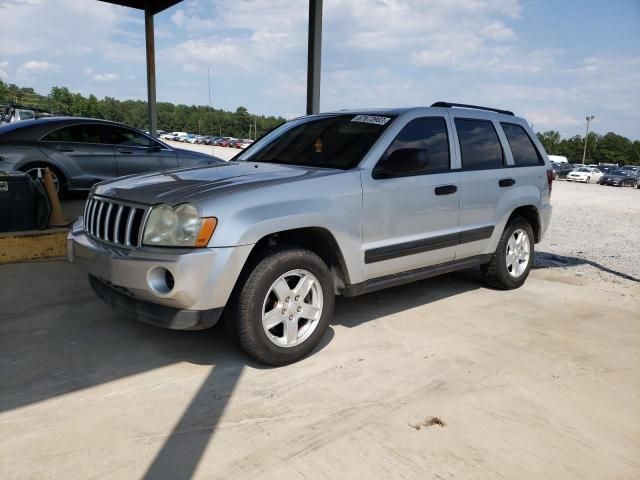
[68,102,553,365]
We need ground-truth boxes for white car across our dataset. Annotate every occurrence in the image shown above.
[566,167,602,183]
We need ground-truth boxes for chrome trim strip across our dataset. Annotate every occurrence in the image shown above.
[103,203,114,241]
[124,207,136,247]
[113,205,124,244]
[95,201,105,239]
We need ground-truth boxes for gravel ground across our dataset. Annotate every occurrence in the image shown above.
[536,179,640,285]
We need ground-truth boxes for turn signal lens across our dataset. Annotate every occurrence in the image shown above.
[195,217,217,247]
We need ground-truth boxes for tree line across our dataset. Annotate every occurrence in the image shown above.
[2,79,639,164]
[0,80,287,139]
[536,130,640,165]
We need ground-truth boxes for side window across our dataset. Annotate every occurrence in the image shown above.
[374,117,450,178]
[455,118,504,170]
[105,126,155,148]
[501,123,543,166]
[43,124,102,143]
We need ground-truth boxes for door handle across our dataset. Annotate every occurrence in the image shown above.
[499,178,516,187]
[56,146,74,152]
[118,149,134,154]
[434,185,458,195]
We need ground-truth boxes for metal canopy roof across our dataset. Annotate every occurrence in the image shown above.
[94,0,323,137]
[98,0,182,15]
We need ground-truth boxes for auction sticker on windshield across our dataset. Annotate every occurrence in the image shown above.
[351,115,391,125]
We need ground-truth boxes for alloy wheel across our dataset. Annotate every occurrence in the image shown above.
[261,269,323,348]
[506,228,530,278]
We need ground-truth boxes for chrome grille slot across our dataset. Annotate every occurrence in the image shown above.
[83,196,149,248]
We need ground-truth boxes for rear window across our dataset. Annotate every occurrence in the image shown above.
[501,123,543,166]
[455,118,504,170]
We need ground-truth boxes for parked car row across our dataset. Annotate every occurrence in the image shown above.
[552,162,639,188]
[160,132,254,149]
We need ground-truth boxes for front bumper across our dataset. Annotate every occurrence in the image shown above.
[67,218,253,329]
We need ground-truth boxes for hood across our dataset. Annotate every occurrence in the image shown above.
[92,161,340,205]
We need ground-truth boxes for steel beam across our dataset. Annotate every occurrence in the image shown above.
[306,0,323,115]
[145,1,158,137]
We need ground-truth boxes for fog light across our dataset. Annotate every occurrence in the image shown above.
[148,267,174,294]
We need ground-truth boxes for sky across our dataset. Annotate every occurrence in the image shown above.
[0,0,639,139]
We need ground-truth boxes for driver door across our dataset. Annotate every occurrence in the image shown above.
[361,115,460,280]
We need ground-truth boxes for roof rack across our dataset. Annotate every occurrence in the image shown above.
[430,101,514,116]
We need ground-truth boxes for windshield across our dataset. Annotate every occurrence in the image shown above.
[17,110,35,119]
[576,168,590,173]
[237,114,395,169]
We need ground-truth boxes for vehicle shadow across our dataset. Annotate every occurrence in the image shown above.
[534,251,639,283]
[333,269,483,329]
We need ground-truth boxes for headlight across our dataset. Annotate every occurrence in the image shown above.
[142,203,217,247]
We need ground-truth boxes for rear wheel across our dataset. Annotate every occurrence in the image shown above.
[227,248,334,365]
[481,215,534,290]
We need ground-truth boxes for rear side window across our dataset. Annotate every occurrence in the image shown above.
[376,117,450,176]
[104,126,155,147]
[43,124,102,143]
[455,118,504,170]
[501,123,543,166]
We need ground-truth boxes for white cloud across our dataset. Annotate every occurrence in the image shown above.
[17,60,60,75]
[93,73,120,81]
[0,60,9,80]
[171,9,184,27]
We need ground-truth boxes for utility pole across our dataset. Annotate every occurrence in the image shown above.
[582,115,594,165]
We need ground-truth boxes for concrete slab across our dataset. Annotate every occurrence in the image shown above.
[1,259,638,479]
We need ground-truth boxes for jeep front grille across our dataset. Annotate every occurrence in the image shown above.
[83,196,149,248]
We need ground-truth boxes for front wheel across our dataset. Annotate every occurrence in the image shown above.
[20,163,65,195]
[481,216,534,290]
[227,248,335,365]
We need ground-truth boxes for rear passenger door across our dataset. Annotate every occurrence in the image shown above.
[452,115,508,259]
[362,115,460,280]
[103,125,178,176]
[40,123,117,188]
[499,121,547,202]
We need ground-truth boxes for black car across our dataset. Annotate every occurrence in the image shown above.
[551,162,573,179]
[598,169,638,187]
[0,118,224,193]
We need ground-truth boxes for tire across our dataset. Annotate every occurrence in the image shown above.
[481,215,534,290]
[226,247,335,366]
[586,176,590,183]
[20,162,66,196]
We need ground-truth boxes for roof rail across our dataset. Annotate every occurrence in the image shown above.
[431,101,514,116]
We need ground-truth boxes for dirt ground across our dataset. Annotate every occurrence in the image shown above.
[1,181,639,479]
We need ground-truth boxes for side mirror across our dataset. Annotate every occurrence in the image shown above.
[373,148,430,179]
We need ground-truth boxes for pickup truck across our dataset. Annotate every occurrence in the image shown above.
[68,102,553,365]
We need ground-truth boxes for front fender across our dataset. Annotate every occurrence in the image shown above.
[204,170,365,284]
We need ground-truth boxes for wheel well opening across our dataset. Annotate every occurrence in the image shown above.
[247,227,351,294]
[510,205,541,243]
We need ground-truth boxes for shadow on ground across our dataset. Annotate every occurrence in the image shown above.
[0,260,482,479]
[535,251,639,283]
